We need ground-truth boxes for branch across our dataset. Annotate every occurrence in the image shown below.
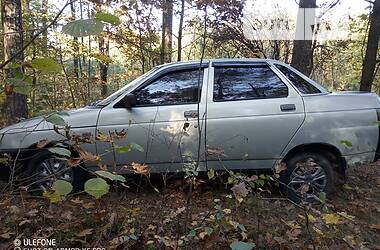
[0,0,76,70]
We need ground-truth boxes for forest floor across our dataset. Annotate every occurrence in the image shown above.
[0,163,379,250]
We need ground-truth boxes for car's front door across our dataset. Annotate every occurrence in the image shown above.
[96,64,208,173]
[205,61,305,170]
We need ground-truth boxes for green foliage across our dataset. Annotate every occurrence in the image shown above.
[84,177,110,199]
[95,12,121,25]
[45,113,67,126]
[95,170,126,182]
[52,180,73,196]
[230,241,255,250]
[31,58,61,73]
[6,74,33,95]
[62,19,105,37]
[48,147,71,158]
[207,169,215,179]
[340,140,353,148]
[116,143,144,153]
[43,191,61,203]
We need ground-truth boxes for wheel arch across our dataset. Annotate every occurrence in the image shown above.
[281,143,347,177]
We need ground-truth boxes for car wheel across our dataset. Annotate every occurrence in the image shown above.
[279,152,335,203]
[27,150,86,195]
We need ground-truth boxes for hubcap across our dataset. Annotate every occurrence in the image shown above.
[35,158,71,192]
[288,157,327,201]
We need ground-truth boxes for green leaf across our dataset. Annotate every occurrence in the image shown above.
[62,19,104,37]
[0,157,8,165]
[340,140,353,148]
[130,143,144,152]
[187,230,196,238]
[204,227,213,235]
[95,12,121,25]
[207,169,215,179]
[95,170,126,182]
[85,178,110,199]
[45,113,66,126]
[116,143,144,153]
[238,224,246,232]
[13,83,32,95]
[31,58,61,73]
[230,241,256,250]
[48,147,71,158]
[52,180,73,196]
[6,75,33,95]
[43,191,60,203]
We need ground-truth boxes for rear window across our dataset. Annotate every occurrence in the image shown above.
[274,64,321,94]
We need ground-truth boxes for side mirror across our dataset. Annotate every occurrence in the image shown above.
[115,93,137,108]
[123,93,137,108]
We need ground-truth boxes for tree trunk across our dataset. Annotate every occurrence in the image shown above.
[2,0,28,125]
[291,0,316,76]
[360,0,380,92]
[41,0,48,52]
[160,0,173,63]
[177,0,185,61]
[98,36,108,97]
[70,1,79,79]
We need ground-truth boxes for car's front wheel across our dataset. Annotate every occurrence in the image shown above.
[27,150,86,195]
[279,152,335,203]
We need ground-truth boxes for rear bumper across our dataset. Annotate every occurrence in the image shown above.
[344,151,376,167]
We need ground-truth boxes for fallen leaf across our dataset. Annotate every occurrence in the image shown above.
[286,228,302,240]
[231,183,249,198]
[19,219,31,226]
[275,162,287,174]
[0,232,12,239]
[322,213,341,224]
[68,158,81,167]
[337,211,355,221]
[37,139,50,148]
[77,229,93,237]
[131,162,150,176]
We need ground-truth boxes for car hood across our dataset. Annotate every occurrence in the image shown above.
[0,107,101,134]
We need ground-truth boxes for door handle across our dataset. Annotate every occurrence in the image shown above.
[184,110,198,118]
[280,104,296,112]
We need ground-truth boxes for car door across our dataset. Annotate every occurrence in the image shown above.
[205,61,305,170]
[96,63,209,173]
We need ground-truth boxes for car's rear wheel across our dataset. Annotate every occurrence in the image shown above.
[27,150,86,195]
[279,152,335,203]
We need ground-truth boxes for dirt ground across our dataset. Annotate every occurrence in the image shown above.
[0,162,379,250]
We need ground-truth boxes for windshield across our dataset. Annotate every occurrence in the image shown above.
[96,66,162,106]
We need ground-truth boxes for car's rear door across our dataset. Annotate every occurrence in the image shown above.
[205,61,305,170]
[96,63,209,172]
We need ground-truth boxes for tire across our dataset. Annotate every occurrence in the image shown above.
[27,150,87,195]
[279,152,335,203]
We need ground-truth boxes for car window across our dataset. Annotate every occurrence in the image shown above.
[213,66,288,102]
[274,64,321,94]
[134,68,203,106]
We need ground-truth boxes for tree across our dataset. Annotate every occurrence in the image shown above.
[160,0,173,63]
[177,0,185,61]
[70,1,80,79]
[291,0,317,76]
[98,36,109,97]
[360,0,380,92]
[2,0,28,125]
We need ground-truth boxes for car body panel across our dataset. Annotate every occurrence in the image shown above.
[282,93,379,166]
[205,63,305,169]
[96,64,209,170]
[0,108,100,153]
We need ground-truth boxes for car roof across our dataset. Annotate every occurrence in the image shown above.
[160,58,277,67]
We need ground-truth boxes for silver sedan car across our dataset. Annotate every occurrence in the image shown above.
[1,59,379,201]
